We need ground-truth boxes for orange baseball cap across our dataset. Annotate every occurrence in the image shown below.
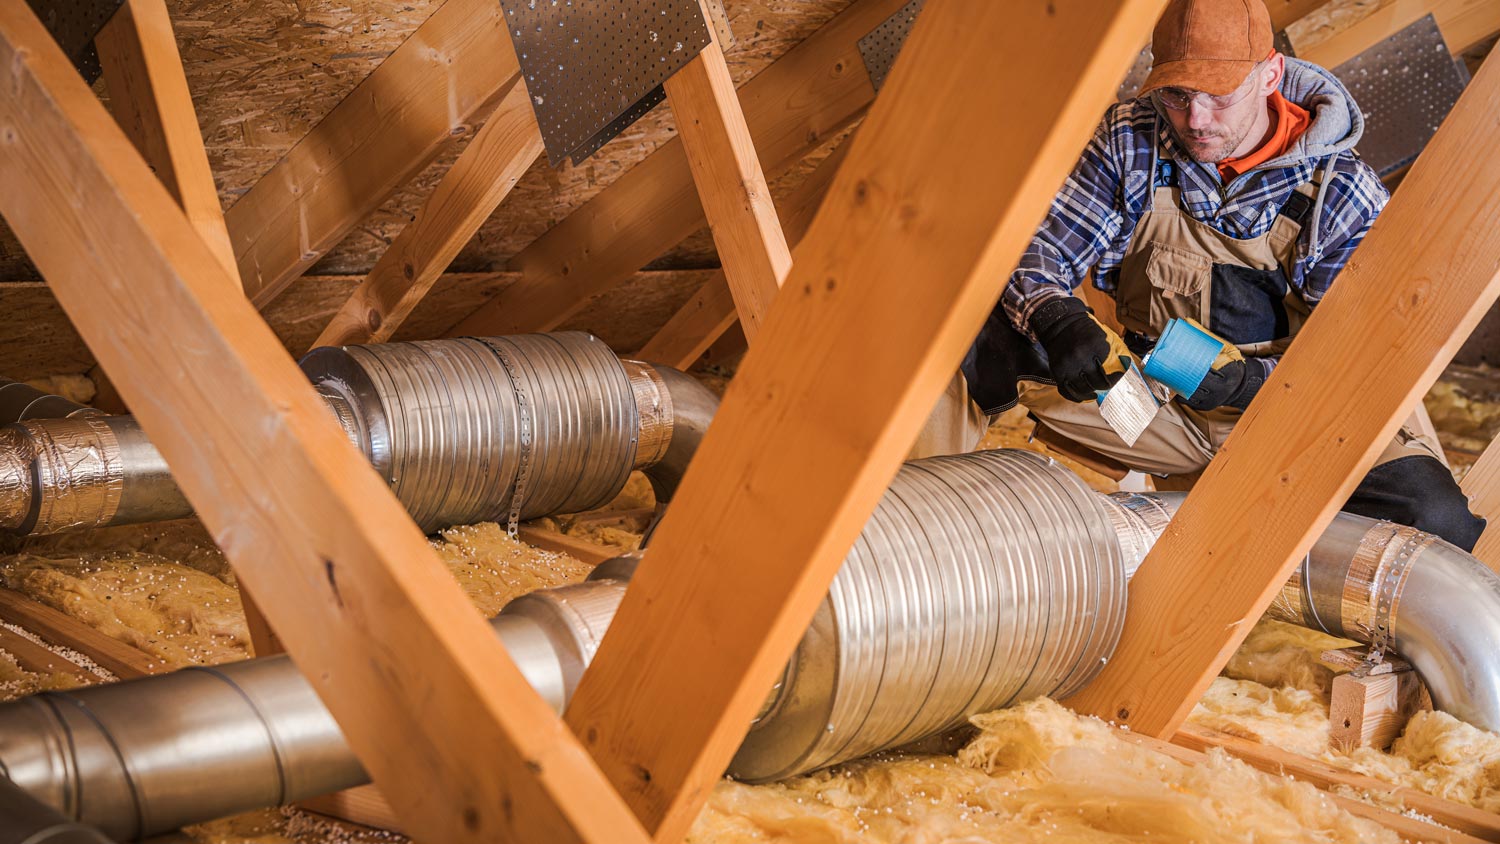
[1140,0,1274,97]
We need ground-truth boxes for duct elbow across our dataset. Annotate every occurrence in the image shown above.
[635,364,718,502]
[1387,540,1500,732]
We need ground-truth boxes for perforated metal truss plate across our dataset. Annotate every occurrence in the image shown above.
[25,0,126,84]
[500,0,712,166]
[1334,14,1469,178]
[857,0,924,93]
[1116,46,1153,102]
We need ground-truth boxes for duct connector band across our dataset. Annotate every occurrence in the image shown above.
[1101,491,1500,734]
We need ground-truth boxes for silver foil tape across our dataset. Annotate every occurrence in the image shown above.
[0,426,36,530]
[22,417,124,534]
[621,359,673,470]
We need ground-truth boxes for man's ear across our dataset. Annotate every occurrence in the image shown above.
[1262,53,1286,94]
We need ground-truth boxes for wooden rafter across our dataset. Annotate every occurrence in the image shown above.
[225,0,521,309]
[1463,435,1500,569]
[562,0,1164,838]
[662,18,792,339]
[444,0,908,339]
[312,78,542,349]
[637,139,851,369]
[1294,0,1500,66]
[0,6,650,841]
[91,0,283,656]
[1066,52,1500,739]
[95,0,234,279]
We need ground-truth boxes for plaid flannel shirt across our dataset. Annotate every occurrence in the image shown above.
[999,97,1389,351]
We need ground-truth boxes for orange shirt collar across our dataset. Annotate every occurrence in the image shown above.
[1218,91,1311,181]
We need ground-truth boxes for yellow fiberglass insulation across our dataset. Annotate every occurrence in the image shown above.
[687,698,1397,844]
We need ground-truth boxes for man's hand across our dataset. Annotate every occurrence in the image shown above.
[1180,325,1271,411]
[1029,298,1131,402]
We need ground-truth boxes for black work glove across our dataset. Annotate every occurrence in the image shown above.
[1180,323,1272,411]
[1029,297,1131,403]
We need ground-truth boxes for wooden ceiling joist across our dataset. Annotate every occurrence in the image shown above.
[664,28,793,340]
[225,0,521,309]
[637,138,851,369]
[1066,50,1500,739]
[561,0,1166,839]
[0,5,651,841]
[313,78,542,349]
[444,0,909,339]
[1295,0,1500,67]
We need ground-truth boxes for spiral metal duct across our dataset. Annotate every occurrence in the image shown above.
[730,450,1128,781]
[5,451,1500,838]
[0,333,715,536]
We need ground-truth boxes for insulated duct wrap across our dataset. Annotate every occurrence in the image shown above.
[731,450,1129,781]
[302,333,639,532]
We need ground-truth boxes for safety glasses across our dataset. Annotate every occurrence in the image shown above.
[1153,62,1264,111]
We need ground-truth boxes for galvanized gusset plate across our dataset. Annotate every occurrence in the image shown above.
[856,0,924,94]
[1334,14,1469,178]
[25,0,126,84]
[500,0,712,166]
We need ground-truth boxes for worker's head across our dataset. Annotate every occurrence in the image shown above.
[1140,0,1284,163]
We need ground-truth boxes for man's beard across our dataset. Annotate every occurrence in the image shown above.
[1174,119,1255,163]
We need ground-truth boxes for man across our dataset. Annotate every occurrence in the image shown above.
[951,0,1485,549]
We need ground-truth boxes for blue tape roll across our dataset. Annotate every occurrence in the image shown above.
[1142,318,1222,396]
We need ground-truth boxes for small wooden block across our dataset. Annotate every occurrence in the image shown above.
[1330,669,1425,751]
[300,785,404,834]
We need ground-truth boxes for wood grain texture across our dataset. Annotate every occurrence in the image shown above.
[637,137,849,368]
[1463,435,1500,569]
[1065,53,1500,738]
[1329,669,1425,751]
[444,0,906,338]
[1295,0,1500,66]
[96,0,236,281]
[313,77,542,349]
[562,0,1166,838]
[224,0,520,308]
[1175,724,1500,842]
[0,8,646,841]
[665,36,793,339]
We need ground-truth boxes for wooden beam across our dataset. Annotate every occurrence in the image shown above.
[562,0,1164,838]
[637,141,850,368]
[1267,0,1336,30]
[1125,728,1493,844]
[95,0,235,280]
[0,621,103,684]
[1064,53,1500,738]
[445,0,908,339]
[0,588,163,678]
[663,33,792,339]
[0,7,647,842]
[1174,724,1500,842]
[225,0,520,309]
[312,79,542,349]
[1296,0,1500,67]
[1463,435,1500,569]
[516,526,623,567]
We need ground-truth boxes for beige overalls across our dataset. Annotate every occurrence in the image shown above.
[914,170,1441,474]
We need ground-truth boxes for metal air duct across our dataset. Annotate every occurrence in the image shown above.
[0,334,716,536]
